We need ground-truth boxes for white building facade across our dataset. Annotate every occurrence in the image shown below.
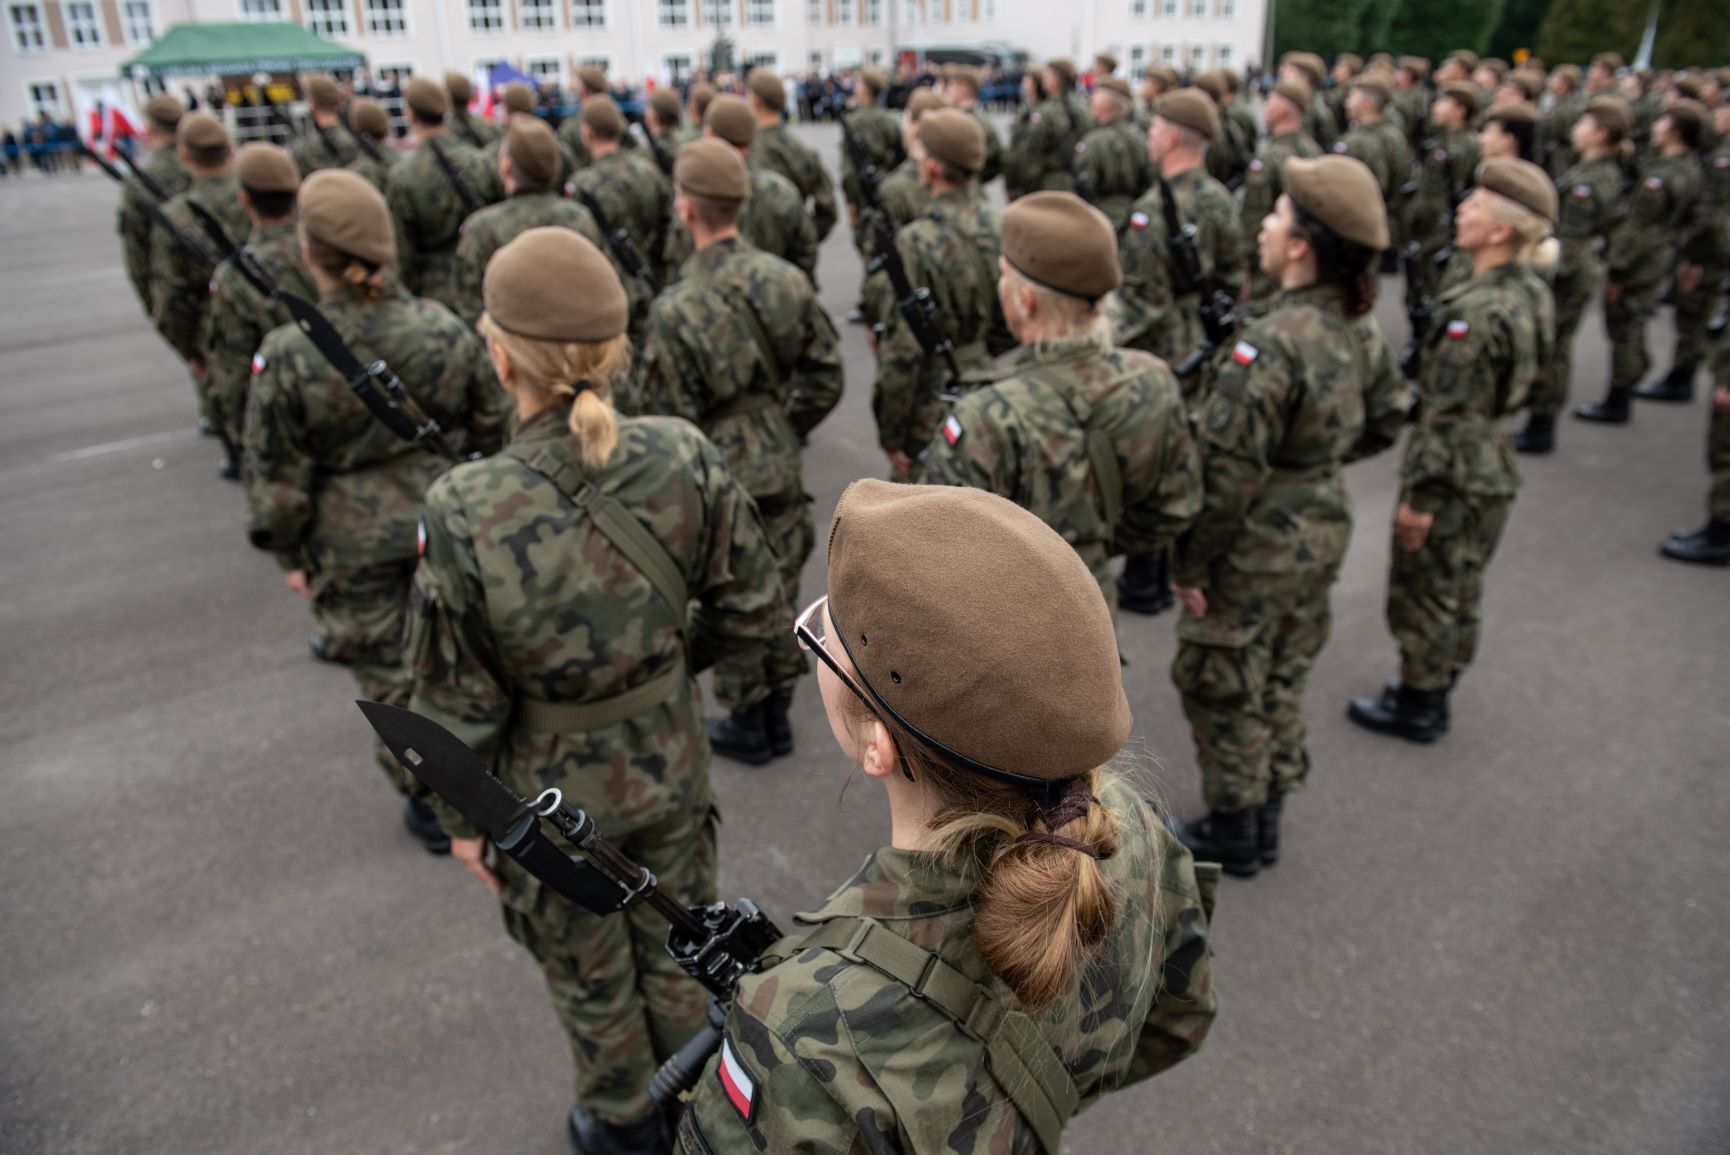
[2,0,1267,134]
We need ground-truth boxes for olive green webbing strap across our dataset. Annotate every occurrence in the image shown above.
[1021,367,1122,537]
[799,916,1079,1155]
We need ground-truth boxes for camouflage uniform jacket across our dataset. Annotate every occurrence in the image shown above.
[1607,151,1701,286]
[857,159,931,266]
[1554,155,1624,280]
[1306,93,1339,151]
[1117,165,1243,362]
[151,172,249,363]
[1173,284,1381,622]
[1239,131,1322,261]
[1700,143,1730,265]
[870,186,1014,457]
[1400,262,1546,511]
[663,166,819,284]
[966,104,1006,186]
[638,236,843,507]
[118,144,189,320]
[1075,119,1153,234]
[1544,90,1586,178]
[1371,118,1413,202]
[1334,123,1392,201]
[345,146,398,193]
[1205,105,1252,190]
[840,106,906,214]
[568,148,676,287]
[1395,85,1430,151]
[449,110,503,151]
[676,779,1218,1154]
[242,281,506,574]
[1008,93,1094,196]
[386,136,501,309]
[451,191,607,328]
[755,121,839,243]
[288,124,360,178]
[1409,130,1480,246]
[922,334,1202,600]
[406,404,789,914]
[204,219,316,443]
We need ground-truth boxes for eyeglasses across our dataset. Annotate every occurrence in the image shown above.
[794,595,875,715]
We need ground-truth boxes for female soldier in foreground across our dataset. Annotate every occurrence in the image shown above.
[678,481,1218,1153]
[243,169,503,854]
[406,228,788,1153]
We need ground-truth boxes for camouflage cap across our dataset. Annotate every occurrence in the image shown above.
[905,85,948,122]
[1283,155,1390,250]
[235,142,299,193]
[1045,57,1078,86]
[504,114,559,186]
[1002,190,1119,302]
[1476,157,1557,223]
[580,95,625,139]
[177,112,229,152]
[689,81,717,117]
[444,71,474,105]
[1096,76,1133,106]
[578,65,609,95]
[306,75,342,110]
[1438,80,1481,121]
[299,169,395,266]
[502,82,536,114]
[649,87,681,123]
[675,136,751,202]
[1582,96,1630,140]
[350,97,390,138]
[1094,52,1118,75]
[404,76,448,120]
[918,107,985,174]
[484,227,627,342]
[1156,89,1219,139]
[1269,80,1312,113]
[747,69,786,110]
[144,93,184,131]
[825,480,1132,786]
[704,94,756,149]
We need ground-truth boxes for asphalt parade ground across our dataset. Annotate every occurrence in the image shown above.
[2,124,1727,1155]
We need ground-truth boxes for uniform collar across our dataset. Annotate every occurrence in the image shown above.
[684,234,747,278]
[1011,332,1104,369]
[796,845,980,925]
[1270,282,1346,314]
[510,399,574,445]
[251,218,297,243]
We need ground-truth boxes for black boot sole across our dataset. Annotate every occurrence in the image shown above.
[1659,544,1730,566]
[1632,389,1692,402]
[1345,700,1443,744]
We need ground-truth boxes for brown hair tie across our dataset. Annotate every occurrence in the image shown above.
[1012,780,1102,856]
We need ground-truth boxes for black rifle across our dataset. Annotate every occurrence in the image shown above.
[185,201,469,464]
[638,123,674,180]
[255,86,304,147]
[112,139,170,200]
[1160,174,1237,379]
[577,190,655,284]
[1399,159,1466,381]
[451,110,486,150]
[358,702,781,1107]
[426,136,486,216]
[87,144,218,267]
[839,112,884,210]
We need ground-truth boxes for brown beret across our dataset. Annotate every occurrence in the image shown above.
[350,98,390,139]
[580,95,625,139]
[1553,63,1581,85]
[1454,49,1479,67]
[1147,65,1181,91]
[484,227,627,343]
[1270,80,1312,113]
[1661,98,1707,142]
[1096,77,1133,105]
[577,65,608,95]
[860,67,887,96]
[1582,96,1630,140]
[1284,155,1390,250]
[905,86,947,122]
[1477,157,1557,224]
[747,69,785,110]
[1045,57,1077,87]
[177,112,229,153]
[1502,71,1542,102]
[1192,71,1226,102]
[704,94,756,149]
[826,480,1131,787]
[649,87,681,123]
[1003,191,1119,302]
[1399,55,1431,77]
[1592,52,1623,71]
[1673,76,1703,101]
[1438,80,1480,121]
[502,82,536,114]
[306,76,342,111]
[1094,52,1118,75]
[1288,52,1326,87]
[918,107,985,174]
[675,136,750,202]
[1353,73,1393,105]
[1336,53,1363,73]
[1484,101,1537,127]
[1477,57,1509,80]
[299,168,395,267]
[236,142,299,193]
[444,71,473,106]
[504,115,559,186]
[948,64,982,95]
[144,94,184,132]
[1156,89,1219,139]
[404,76,447,120]
[689,82,717,118]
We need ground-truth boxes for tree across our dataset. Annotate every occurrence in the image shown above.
[1488,0,1551,60]
[1271,0,1377,62]
[1382,0,1505,63]
[1536,0,1644,64]
[1653,0,1730,68]
[1356,2,1402,57]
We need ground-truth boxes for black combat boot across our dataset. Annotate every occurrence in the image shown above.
[1256,792,1283,866]
[401,798,451,856]
[1573,387,1631,424]
[764,692,794,758]
[567,1104,669,1155]
[1346,682,1449,743]
[1117,551,1176,616]
[1168,809,1260,878]
[1634,365,1696,403]
[706,704,773,765]
[1513,414,1555,455]
[307,633,343,664]
[1659,519,1730,567]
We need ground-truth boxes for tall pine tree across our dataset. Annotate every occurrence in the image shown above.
[1536,0,1644,63]
[1653,0,1730,68]
[1272,0,1377,61]
[1383,0,1505,64]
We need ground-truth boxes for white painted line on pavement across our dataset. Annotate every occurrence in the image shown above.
[52,428,198,462]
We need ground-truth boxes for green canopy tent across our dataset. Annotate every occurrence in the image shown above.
[121,21,364,79]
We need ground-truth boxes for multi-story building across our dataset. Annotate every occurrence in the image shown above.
[2,0,1266,137]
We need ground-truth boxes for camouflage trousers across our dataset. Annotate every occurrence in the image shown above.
[1710,389,1730,521]
[1172,584,1335,813]
[1672,262,1728,371]
[1387,494,1513,691]
[713,497,812,711]
[1607,279,1662,390]
[311,559,423,799]
[1529,260,1601,418]
[501,803,716,1124]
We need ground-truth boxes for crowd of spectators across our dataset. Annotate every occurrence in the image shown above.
[0,113,84,176]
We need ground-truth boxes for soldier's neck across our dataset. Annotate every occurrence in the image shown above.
[1160,153,1203,178]
[1472,248,1515,278]
[415,123,445,142]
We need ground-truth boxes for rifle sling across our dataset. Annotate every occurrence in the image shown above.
[426,136,480,214]
[798,916,1080,1155]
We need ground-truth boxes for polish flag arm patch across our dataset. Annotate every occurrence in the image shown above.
[943,414,964,446]
[417,519,427,557]
[1129,211,1149,230]
[1231,341,1259,366]
[252,353,268,375]
[718,1036,756,1122]
[1446,320,1470,340]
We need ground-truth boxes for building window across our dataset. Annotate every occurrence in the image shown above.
[807,48,821,70]
[746,49,777,70]
[1131,0,1147,14]
[835,0,851,24]
[868,47,883,64]
[238,0,283,20]
[575,54,609,77]
[1158,0,1175,15]
[364,0,406,35]
[520,0,557,29]
[305,0,348,38]
[27,79,60,114]
[569,0,604,27]
[1129,44,1146,79]
[65,0,102,45]
[1188,0,1204,14]
[1216,43,1231,67]
[984,0,994,18]
[665,53,692,82]
[1218,0,1233,13]
[805,0,819,24]
[9,2,44,52]
[658,0,687,27]
[864,0,880,22]
[1188,43,1205,67]
[746,0,773,23]
[122,0,153,42]
[1159,43,1175,63]
[703,0,731,25]
[467,0,506,31]
[526,55,562,84]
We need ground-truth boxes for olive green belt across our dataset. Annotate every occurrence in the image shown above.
[515,663,686,733]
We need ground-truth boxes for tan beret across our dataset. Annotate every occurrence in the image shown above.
[948,64,982,94]
[1431,81,1477,122]
[1502,71,1542,102]
[1156,89,1219,139]
[1477,157,1557,224]
[826,480,1131,788]
[1592,52,1624,71]
[484,227,627,343]
[1094,52,1118,75]
[1336,53,1363,73]
[1484,100,1537,127]
[1553,63,1581,85]
[350,98,390,139]
[860,67,887,96]
[1672,76,1703,101]
[1453,49,1480,67]
[502,82,536,114]
[649,87,681,123]
[580,95,625,139]
[704,94,756,149]
[1286,52,1325,87]
[1283,155,1389,250]
[1045,57,1078,87]
[404,76,447,120]
[1661,98,1707,142]
[1003,191,1119,302]
[1270,80,1312,113]
[1399,55,1431,77]
[689,82,717,117]
[1582,96,1630,139]
[1096,76,1133,105]
[177,112,229,153]
[444,71,473,106]
[1192,71,1226,102]
[905,86,947,122]
[1147,65,1181,91]
[675,136,750,202]
[504,115,559,186]
[747,69,785,110]
[299,168,395,266]
[1479,57,1509,79]
[236,142,299,193]
[307,76,342,111]
[144,94,184,132]
[1353,73,1393,104]
[577,65,608,95]
[918,107,985,174]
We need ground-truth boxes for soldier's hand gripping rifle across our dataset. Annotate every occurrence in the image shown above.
[185,201,471,465]
[1161,174,1237,380]
[87,144,219,267]
[358,701,782,1108]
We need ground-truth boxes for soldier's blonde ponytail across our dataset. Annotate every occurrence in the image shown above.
[478,316,632,468]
